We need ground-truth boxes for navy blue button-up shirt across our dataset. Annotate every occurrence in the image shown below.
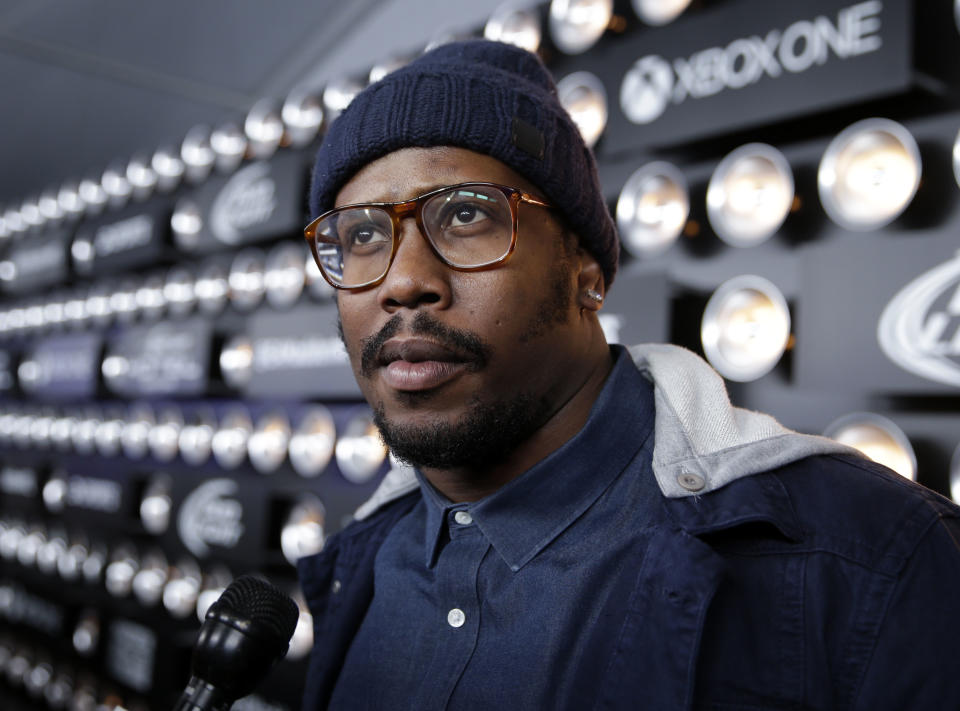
[329,347,659,709]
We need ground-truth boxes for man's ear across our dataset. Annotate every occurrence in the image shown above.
[575,248,605,312]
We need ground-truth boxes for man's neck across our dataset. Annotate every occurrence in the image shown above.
[419,347,615,503]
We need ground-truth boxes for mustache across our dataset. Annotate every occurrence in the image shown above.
[359,312,492,377]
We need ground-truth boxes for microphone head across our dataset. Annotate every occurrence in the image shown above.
[190,575,299,703]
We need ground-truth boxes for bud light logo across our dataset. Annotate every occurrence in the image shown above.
[210,162,277,244]
[877,252,960,388]
[177,478,245,557]
[620,1,883,124]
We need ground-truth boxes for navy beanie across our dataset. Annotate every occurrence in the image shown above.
[309,39,619,286]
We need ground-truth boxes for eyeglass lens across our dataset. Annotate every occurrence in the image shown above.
[313,184,515,287]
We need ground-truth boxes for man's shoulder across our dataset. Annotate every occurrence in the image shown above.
[757,452,959,575]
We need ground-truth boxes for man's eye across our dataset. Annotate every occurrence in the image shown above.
[346,224,389,247]
[445,202,489,228]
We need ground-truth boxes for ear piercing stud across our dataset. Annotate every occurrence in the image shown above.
[585,289,604,303]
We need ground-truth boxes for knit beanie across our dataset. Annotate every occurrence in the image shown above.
[308,39,619,286]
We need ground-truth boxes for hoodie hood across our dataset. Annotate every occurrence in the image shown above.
[354,343,860,521]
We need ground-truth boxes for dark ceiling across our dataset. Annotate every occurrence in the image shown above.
[0,0,504,208]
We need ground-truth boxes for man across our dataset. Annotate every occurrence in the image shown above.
[298,40,960,710]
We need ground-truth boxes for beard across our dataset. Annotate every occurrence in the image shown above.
[374,388,553,470]
[342,249,574,471]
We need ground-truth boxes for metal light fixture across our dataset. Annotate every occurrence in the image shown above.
[37,531,66,576]
[38,189,63,223]
[179,408,216,466]
[244,99,284,159]
[181,125,216,183]
[484,1,543,53]
[247,409,291,474]
[219,335,254,390]
[162,559,202,619]
[164,266,198,317]
[59,537,89,581]
[78,176,108,214]
[152,145,185,192]
[818,118,921,231]
[85,282,115,328]
[42,470,68,513]
[288,406,337,478]
[632,0,691,25]
[136,273,167,320]
[121,403,155,460]
[265,242,307,309]
[71,408,101,455]
[323,78,364,123]
[305,251,336,300]
[211,405,253,469]
[616,162,689,257]
[195,567,232,623]
[126,154,158,200]
[101,162,132,208]
[549,0,613,54]
[280,496,326,565]
[335,412,388,484]
[282,86,324,148]
[196,259,230,314]
[210,122,248,173]
[700,275,791,382]
[104,543,139,597]
[132,549,169,607]
[824,413,917,481]
[707,143,794,247]
[147,406,183,463]
[171,199,204,252]
[109,279,139,322]
[19,197,43,230]
[58,181,85,220]
[369,56,409,85]
[556,71,608,149]
[140,476,172,535]
[81,543,107,584]
[94,409,125,458]
[72,610,100,657]
[228,248,267,311]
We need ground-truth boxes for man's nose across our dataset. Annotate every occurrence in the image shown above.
[375,218,451,311]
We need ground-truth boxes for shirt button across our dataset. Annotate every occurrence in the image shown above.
[677,471,706,492]
[453,510,473,526]
[447,608,466,628]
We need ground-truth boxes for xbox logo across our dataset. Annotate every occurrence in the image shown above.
[619,55,674,124]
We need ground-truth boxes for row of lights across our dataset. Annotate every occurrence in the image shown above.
[0,638,98,711]
[0,0,693,243]
[0,517,314,654]
[614,118,925,258]
[0,402,387,481]
[0,241,333,341]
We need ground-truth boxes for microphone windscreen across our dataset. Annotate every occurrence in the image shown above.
[213,575,299,645]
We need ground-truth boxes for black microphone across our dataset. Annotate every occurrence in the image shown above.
[173,575,300,711]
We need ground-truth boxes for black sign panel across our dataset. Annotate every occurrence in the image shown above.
[177,150,308,254]
[796,230,960,394]
[243,301,361,398]
[0,230,70,294]
[602,268,670,346]
[559,0,911,153]
[104,317,212,397]
[72,200,170,275]
[19,332,102,401]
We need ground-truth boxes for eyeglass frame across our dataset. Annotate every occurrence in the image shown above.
[303,181,554,292]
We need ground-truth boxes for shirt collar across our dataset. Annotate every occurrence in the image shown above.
[417,345,656,571]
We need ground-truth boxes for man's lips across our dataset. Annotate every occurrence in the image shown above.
[377,338,474,392]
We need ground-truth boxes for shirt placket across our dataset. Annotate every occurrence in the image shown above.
[424,505,487,710]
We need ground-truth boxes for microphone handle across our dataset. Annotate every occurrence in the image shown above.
[172,675,233,711]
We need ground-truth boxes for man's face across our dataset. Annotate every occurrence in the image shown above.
[335,146,598,471]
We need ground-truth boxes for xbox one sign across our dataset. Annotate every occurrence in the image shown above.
[620,1,884,125]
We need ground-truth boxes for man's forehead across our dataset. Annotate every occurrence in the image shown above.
[335,146,540,206]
